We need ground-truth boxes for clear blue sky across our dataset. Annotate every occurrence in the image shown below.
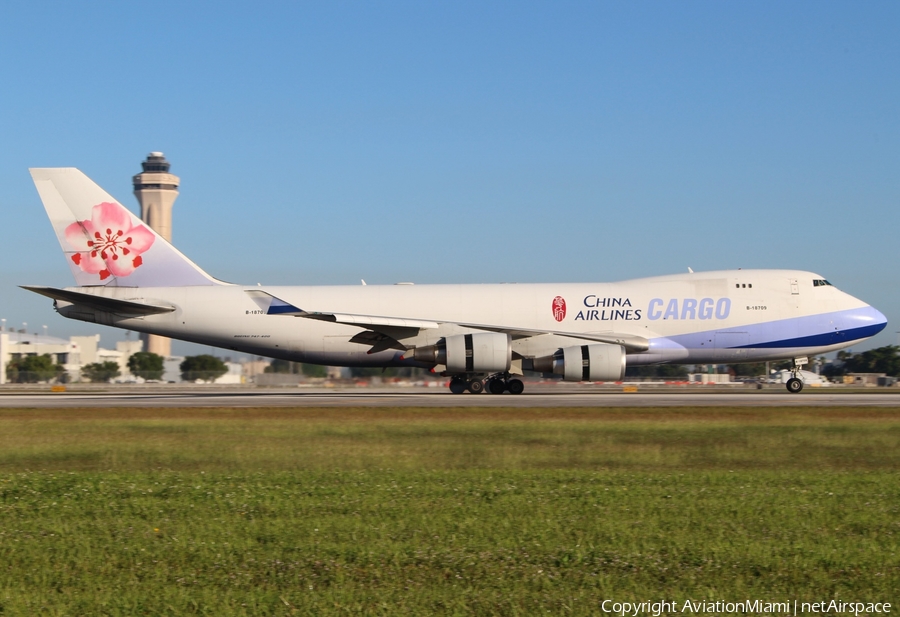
[1,2,898,354]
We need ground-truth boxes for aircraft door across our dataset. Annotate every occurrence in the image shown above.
[789,278,800,295]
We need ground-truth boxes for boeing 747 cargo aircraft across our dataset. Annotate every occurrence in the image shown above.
[24,168,887,394]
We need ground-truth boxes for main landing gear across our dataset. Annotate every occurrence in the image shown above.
[786,357,807,394]
[448,373,524,395]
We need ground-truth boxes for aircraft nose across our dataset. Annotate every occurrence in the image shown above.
[846,304,888,339]
[871,306,888,332]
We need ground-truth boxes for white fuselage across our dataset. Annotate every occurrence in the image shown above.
[59,269,886,369]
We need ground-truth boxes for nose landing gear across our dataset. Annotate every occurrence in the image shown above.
[786,357,807,394]
[786,377,803,393]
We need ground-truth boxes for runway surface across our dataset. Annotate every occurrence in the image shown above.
[2,385,900,408]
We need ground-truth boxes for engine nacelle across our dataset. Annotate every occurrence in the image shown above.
[532,343,625,382]
[413,332,511,373]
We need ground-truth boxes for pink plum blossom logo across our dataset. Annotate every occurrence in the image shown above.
[65,202,155,281]
[552,296,566,322]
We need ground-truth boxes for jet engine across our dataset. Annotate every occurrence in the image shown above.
[413,332,511,373]
[532,343,625,382]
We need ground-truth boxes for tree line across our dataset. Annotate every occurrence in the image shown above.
[5,352,229,384]
[821,345,900,379]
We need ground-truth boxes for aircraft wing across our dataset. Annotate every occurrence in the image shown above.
[245,290,439,329]
[246,290,649,353]
[22,285,176,316]
[455,323,650,352]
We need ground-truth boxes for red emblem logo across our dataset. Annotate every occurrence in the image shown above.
[552,296,566,322]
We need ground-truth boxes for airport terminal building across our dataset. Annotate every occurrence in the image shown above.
[0,329,142,384]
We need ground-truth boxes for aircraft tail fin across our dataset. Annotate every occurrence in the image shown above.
[30,168,223,287]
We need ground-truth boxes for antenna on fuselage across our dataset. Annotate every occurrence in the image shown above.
[688,267,694,273]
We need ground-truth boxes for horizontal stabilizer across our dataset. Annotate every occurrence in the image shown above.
[21,286,176,316]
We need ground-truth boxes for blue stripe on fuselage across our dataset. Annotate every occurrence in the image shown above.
[737,321,885,348]
[662,306,886,351]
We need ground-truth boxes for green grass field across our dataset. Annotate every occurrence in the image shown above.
[1,406,898,615]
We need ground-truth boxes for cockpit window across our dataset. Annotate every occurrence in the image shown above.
[813,279,833,287]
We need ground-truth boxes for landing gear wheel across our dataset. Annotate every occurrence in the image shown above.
[467,379,485,394]
[488,379,506,394]
[507,379,525,395]
[786,377,803,394]
[449,378,467,394]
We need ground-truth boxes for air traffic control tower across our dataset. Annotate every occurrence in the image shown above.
[133,152,179,358]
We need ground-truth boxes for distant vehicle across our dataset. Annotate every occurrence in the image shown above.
[24,168,887,395]
[769,369,831,387]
